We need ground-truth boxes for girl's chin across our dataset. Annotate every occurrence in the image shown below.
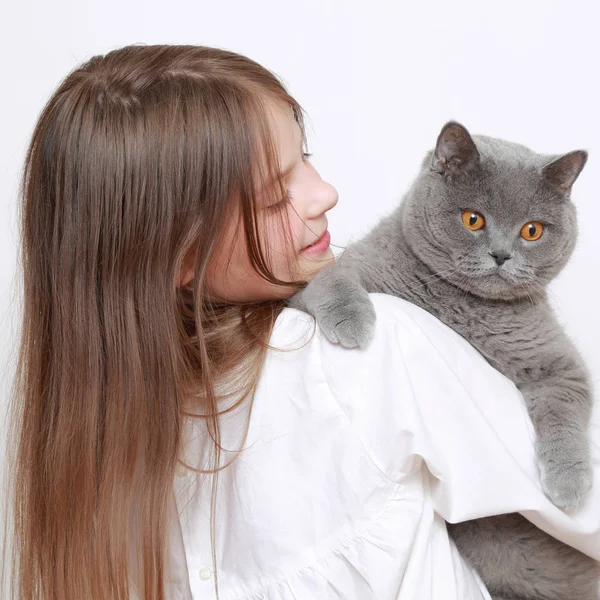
[300,249,335,272]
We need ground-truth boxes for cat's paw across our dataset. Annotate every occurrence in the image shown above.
[538,445,593,510]
[317,293,376,349]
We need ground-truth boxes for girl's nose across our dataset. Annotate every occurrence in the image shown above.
[307,179,339,218]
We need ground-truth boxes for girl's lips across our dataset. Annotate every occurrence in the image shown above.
[300,230,330,255]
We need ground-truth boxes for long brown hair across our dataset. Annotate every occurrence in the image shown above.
[2,43,317,599]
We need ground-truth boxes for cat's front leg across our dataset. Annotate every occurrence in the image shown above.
[518,355,593,510]
[285,263,376,349]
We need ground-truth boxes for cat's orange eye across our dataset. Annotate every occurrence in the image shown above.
[521,221,544,241]
[461,210,485,231]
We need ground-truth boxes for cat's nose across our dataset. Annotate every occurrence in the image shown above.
[489,251,512,266]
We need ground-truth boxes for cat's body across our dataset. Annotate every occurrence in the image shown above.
[287,122,598,599]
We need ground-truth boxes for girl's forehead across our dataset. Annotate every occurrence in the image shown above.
[266,100,302,159]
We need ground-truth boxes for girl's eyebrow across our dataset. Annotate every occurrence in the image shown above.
[279,162,296,181]
[260,138,303,193]
[280,133,305,179]
[258,163,295,198]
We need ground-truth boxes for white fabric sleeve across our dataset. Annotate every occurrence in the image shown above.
[318,293,600,561]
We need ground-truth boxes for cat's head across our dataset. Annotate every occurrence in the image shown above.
[403,121,588,301]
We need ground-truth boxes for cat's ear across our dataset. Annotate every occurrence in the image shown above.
[431,121,480,180]
[541,150,588,195]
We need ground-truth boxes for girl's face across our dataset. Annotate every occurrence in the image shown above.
[180,100,339,302]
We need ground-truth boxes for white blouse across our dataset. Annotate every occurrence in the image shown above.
[163,293,600,600]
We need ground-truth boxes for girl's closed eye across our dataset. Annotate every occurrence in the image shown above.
[265,153,311,212]
[266,191,292,211]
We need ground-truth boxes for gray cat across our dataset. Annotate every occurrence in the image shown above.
[287,122,599,600]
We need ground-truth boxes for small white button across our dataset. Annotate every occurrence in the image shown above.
[198,566,212,581]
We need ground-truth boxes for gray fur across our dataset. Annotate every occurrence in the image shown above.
[287,122,598,599]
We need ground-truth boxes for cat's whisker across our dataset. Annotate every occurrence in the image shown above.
[526,279,552,304]
[521,285,536,310]
[394,264,461,294]
[400,268,476,308]
[539,283,563,311]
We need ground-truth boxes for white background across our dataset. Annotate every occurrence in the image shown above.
[1,0,599,578]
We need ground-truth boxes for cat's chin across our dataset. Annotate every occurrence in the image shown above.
[454,273,539,302]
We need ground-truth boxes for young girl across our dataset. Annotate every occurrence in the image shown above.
[2,44,598,600]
